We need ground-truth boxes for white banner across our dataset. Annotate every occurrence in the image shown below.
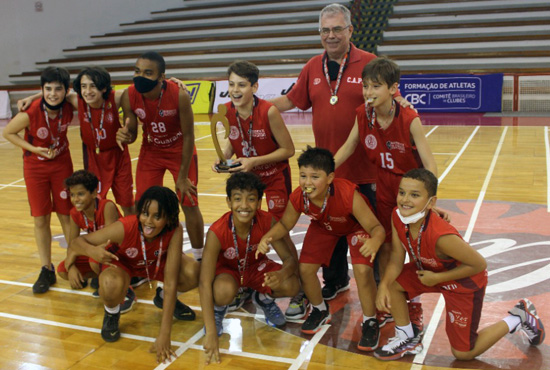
[0,91,12,119]
[213,78,310,113]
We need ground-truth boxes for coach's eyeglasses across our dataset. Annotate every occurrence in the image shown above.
[319,25,350,36]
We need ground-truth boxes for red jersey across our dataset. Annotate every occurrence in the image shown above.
[356,103,422,176]
[69,198,121,233]
[128,80,183,149]
[114,215,177,277]
[289,178,368,236]
[209,210,272,272]
[392,209,487,293]
[224,97,290,179]
[78,90,121,151]
[23,99,73,163]
[286,44,377,184]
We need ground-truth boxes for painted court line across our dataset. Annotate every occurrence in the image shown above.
[0,178,25,191]
[288,324,330,370]
[438,126,480,184]
[154,329,205,370]
[426,125,438,137]
[411,127,508,368]
[545,126,550,212]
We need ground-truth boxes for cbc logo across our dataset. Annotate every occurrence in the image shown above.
[405,94,427,105]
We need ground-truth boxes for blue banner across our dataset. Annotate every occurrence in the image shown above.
[399,73,503,112]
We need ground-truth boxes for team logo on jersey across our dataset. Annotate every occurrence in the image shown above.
[365,134,377,150]
[59,190,68,200]
[126,247,139,258]
[257,262,267,271]
[351,235,358,246]
[268,200,274,210]
[135,108,146,120]
[448,310,468,328]
[386,141,406,153]
[159,109,177,117]
[105,112,114,123]
[229,126,240,140]
[37,127,49,139]
[313,78,322,85]
[224,247,237,260]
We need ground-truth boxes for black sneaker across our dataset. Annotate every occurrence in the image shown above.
[153,287,196,321]
[90,277,99,290]
[358,318,379,351]
[301,302,331,334]
[321,281,350,300]
[32,264,56,294]
[130,276,148,288]
[120,287,137,314]
[101,309,121,342]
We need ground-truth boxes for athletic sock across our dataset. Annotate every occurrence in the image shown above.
[105,304,121,314]
[313,301,327,311]
[503,315,521,333]
[363,314,376,322]
[396,323,414,338]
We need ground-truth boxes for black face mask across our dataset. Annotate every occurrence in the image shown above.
[41,97,65,111]
[327,60,341,81]
[133,76,159,93]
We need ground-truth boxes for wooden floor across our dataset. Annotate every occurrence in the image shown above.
[0,112,549,370]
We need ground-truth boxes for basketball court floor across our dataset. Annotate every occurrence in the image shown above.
[0,111,548,369]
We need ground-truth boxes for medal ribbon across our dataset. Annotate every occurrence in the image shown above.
[322,48,350,102]
[235,96,258,158]
[86,101,105,153]
[303,186,330,217]
[404,212,431,271]
[42,102,63,150]
[139,230,164,289]
[231,214,254,285]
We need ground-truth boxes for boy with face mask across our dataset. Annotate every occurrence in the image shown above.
[3,67,74,293]
[375,168,545,361]
[117,51,205,316]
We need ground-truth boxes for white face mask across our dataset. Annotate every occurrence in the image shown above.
[396,197,433,225]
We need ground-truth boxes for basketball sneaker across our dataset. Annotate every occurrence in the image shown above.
[409,301,424,333]
[374,326,423,361]
[228,287,252,312]
[120,286,137,314]
[301,302,331,334]
[358,318,380,351]
[285,291,309,320]
[509,298,545,345]
[214,305,228,337]
[32,264,56,294]
[376,311,394,328]
[252,291,286,328]
[153,287,196,321]
[101,309,121,342]
[321,281,350,300]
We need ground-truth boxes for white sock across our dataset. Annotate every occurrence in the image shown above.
[397,323,414,338]
[503,315,521,333]
[410,296,421,303]
[313,301,327,311]
[105,304,120,314]
[214,305,227,312]
[363,314,376,322]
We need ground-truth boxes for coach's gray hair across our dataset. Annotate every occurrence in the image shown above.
[319,3,351,28]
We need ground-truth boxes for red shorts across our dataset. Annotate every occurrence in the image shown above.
[101,259,166,282]
[24,150,73,217]
[397,263,485,352]
[216,259,281,295]
[376,171,403,242]
[135,146,198,207]
[299,222,374,268]
[86,145,134,208]
[57,256,95,275]
[261,167,292,221]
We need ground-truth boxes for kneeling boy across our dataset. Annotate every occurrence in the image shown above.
[375,168,545,361]
[200,172,299,365]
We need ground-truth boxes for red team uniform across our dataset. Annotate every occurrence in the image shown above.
[104,215,178,281]
[286,44,377,185]
[289,178,374,267]
[392,209,488,352]
[57,198,122,274]
[23,99,74,216]
[128,80,199,205]
[357,104,422,241]
[224,97,292,219]
[78,91,134,208]
[209,209,282,294]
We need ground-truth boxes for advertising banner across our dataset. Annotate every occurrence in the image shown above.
[399,74,503,112]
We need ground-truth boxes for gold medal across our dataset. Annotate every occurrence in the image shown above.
[330,95,338,105]
[95,147,100,154]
